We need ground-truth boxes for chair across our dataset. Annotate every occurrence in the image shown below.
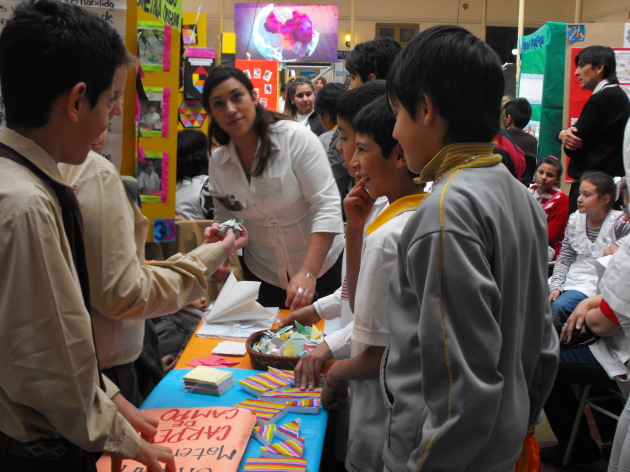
[563,384,627,466]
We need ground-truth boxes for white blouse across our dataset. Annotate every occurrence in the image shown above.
[207,119,344,288]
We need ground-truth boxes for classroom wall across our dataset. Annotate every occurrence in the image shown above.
[180,0,629,53]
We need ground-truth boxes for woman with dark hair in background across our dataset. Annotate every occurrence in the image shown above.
[201,66,344,310]
[284,76,324,136]
[175,129,213,220]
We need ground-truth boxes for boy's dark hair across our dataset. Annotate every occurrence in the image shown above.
[538,155,563,179]
[315,83,348,120]
[387,25,504,144]
[580,170,616,210]
[0,0,131,129]
[575,45,618,84]
[345,37,402,83]
[177,130,209,184]
[352,96,398,159]
[504,97,532,129]
[202,65,284,177]
[336,80,386,123]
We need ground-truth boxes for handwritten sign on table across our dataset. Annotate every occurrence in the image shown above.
[97,406,256,472]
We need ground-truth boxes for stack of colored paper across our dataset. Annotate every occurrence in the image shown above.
[260,437,306,459]
[182,366,234,396]
[259,386,323,403]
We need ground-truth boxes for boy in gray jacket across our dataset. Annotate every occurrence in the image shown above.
[381,25,559,472]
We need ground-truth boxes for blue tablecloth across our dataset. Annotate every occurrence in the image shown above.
[142,367,328,472]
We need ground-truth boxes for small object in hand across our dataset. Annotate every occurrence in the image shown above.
[563,323,568,327]
[297,288,306,294]
[218,219,242,237]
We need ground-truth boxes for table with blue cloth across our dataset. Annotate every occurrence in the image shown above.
[142,367,328,472]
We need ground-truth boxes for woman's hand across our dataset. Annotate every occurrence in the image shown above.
[286,270,316,310]
[548,289,562,303]
[560,295,601,343]
[604,243,620,256]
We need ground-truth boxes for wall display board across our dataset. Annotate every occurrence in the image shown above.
[519,22,566,161]
[235,59,279,111]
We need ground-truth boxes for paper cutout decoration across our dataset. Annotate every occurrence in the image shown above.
[567,24,585,42]
[260,437,306,459]
[243,457,307,471]
[258,387,323,403]
[182,24,198,45]
[205,272,277,323]
[153,219,175,242]
[137,86,170,138]
[186,354,240,368]
[285,399,321,414]
[234,398,288,425]
[275,418,301,441]
[238,372,292,396]
[137,150,168,203]
[138,21,171,72]
[212,341,247,356]
[96,406,255,472]
[179,99,207,128]
[184,48,215,99]
[252,424,276,445]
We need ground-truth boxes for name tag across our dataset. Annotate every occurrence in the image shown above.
[256,177,282,197]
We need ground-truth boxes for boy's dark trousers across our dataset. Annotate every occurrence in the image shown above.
[0,431,99,471]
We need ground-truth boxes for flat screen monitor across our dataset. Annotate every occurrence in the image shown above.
[234,3,338,63]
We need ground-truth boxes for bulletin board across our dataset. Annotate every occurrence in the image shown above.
[518,22,566,161]
[235,59,279,111]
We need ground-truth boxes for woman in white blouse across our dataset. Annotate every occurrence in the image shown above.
[201,66,344,310]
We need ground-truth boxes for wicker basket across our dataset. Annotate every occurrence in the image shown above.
[245,329,301,371]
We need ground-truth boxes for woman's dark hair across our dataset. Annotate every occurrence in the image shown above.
[285,77,315,117]
[177,130,209,184]
[538,155,563,179]
[345,37,402,83]
[201,65,284,177]
[387,25,504,144]
[580,170,616,210]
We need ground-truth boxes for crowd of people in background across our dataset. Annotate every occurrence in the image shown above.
[2,1,630,471]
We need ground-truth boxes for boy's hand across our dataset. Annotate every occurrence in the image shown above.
[111,393,158,442]
[321,367,348,410]
[205,223,248,257]
[344,175,374,231]
[117,439,175,472]
[278,305,320,329]
[294,341,332,390]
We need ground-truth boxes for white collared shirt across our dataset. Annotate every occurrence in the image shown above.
[208,119,344,288]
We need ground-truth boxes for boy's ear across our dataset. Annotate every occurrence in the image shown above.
[394,143,407,168]
[421,95,436,127]
[368,72,377,82]
[66,82,87,123]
